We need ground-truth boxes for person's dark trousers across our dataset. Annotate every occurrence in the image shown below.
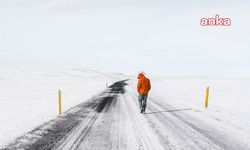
[138,94,148,112]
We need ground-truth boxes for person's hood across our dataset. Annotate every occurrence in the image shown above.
[137,73,145,79]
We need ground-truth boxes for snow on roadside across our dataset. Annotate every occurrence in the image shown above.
[0,67,126,148]
[131,76,250,148]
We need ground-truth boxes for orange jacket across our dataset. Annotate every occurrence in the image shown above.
[137,73,151,94]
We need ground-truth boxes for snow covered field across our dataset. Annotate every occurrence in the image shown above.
[0,68,125,148]
[1,69,250,149]
[146,76,250,147]
[150,76,250,131]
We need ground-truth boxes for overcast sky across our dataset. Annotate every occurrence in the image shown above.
[0,0,250,76]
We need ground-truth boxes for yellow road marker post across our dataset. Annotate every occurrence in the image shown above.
[205,87,209,108]
[58,90,62,115]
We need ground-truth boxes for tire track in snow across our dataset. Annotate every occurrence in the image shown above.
[122,93,166,150]
[3,98,100,150]
[145,97,220,150]
[57,96,116,150]
[149,97,250,150]
[127,88,249,150]
[56,81,128,150]
[3,81,128,150]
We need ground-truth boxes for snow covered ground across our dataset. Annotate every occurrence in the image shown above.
[1,70,250,149]
[0,68,126,148]
[141,76,250,148]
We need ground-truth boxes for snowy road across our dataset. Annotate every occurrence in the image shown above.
[3,80,250,150]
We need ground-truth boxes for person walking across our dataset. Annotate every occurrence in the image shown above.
[137,73,151,113]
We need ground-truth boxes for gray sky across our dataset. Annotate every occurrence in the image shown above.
[0,0,250,76]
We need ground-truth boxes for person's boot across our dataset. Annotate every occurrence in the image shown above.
[140,108,143,113]
[141,108,145,114]
[142,105,146,113]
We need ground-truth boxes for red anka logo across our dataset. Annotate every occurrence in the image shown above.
[200,14,231,26]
